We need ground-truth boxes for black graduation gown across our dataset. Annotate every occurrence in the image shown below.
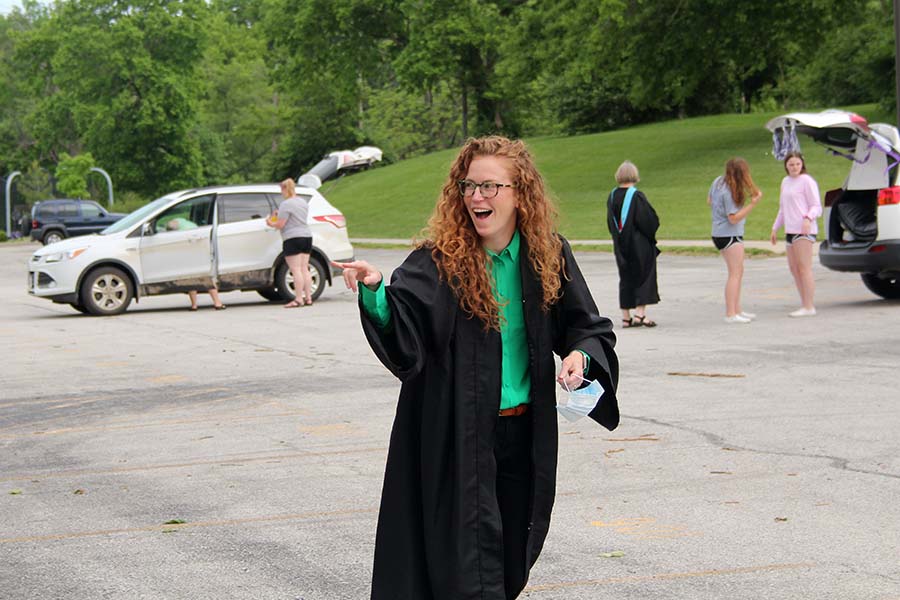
[359,236,619,600]
[606,187,661,309]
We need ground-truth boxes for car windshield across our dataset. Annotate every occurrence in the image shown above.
[100,195,177,235]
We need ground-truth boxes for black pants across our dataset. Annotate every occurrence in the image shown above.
[494,412,533,600]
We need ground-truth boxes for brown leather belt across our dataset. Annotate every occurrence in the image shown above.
[498,404,529,417]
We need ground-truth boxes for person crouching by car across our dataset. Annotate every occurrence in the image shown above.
[165,219,226,311]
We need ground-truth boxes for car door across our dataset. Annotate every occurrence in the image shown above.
[77,201,109,235]
[215,192,281,287]
[58,201,81,235]
[139,194,215,288]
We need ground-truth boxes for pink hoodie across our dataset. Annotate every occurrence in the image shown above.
[772,173,822,235]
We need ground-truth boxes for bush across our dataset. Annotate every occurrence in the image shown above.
[0,230,9,242]
[111,191,150,214]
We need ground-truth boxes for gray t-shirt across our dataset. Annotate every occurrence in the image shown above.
[278,195,312,240]
[709,176,744,237]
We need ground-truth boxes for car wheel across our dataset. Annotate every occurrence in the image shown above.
[860,272,900,299]
[43,230,65,245]
[257,287,281,302]
[80,266,133,315]
[274,256,328,302]
[273,262,296,302]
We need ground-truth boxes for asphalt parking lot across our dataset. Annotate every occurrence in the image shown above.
[1,240,898,600]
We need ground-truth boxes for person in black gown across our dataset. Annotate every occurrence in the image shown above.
[333,136,620,600]
[606,160,660,328]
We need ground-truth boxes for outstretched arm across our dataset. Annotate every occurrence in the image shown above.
[332,260,384,292]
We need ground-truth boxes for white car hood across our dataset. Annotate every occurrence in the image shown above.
[33,235,102,256]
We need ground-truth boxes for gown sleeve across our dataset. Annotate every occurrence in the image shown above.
[633,192,660,242]
[553,238,620,430]
[359,247,456,382]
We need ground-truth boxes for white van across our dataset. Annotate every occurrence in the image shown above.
[27,183,355,315]
[766,110,900,299]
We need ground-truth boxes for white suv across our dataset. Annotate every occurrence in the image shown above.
[767,110,900,299]
[27,183,354,315]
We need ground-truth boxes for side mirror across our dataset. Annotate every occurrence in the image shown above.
[141,222,154,237]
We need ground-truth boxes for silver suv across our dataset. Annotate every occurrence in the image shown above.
[27,183,354,315]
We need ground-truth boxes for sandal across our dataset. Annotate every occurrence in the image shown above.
[284,300,302,308]
[622,317,641,328]
[188,306,198,312]
[214,304,227,311]
[634,315,657,328]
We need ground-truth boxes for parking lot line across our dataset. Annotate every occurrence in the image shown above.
[0,446,387,482]
[0,507,379,544]
[524,562,816,592]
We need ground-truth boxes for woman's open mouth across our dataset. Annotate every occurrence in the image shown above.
[473,208,493,221]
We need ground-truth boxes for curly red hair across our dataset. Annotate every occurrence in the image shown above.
[420,136,563,330]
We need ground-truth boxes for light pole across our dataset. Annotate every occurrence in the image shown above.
[89,167,114,210]
[4,171,22,236]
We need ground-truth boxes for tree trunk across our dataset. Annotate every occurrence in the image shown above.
[461,84,469,139]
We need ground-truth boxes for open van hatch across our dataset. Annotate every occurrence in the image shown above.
[766,110,900,299]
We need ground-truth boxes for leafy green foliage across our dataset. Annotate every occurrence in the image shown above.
[0,0,894,207]
[55,152,95,199]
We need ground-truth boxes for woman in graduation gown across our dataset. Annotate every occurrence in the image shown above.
[334,136,620,600]
[606,160,661,328]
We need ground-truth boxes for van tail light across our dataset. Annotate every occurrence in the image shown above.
[869,244,887,253]
[313,214,346,228]
[877,187,900,205]
[32,220,39,229]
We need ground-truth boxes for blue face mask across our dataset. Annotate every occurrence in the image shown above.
[557,375,605,422]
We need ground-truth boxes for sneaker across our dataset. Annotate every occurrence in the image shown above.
[789,307,816,317]
[739,311,757,320]
[724,314,751,324]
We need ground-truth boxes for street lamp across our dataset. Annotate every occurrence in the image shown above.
[89,167,114,210]
[4,171,22,236]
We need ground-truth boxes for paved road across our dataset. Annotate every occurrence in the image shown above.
[1,241,898,599]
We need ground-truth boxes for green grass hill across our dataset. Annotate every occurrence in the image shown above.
[323,103,891,241]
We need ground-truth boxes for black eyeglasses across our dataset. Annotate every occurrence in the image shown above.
[457,180,515,199]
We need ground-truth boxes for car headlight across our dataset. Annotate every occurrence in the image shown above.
[44,248,88,263]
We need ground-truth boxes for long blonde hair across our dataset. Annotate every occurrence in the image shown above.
[423,136,563,330]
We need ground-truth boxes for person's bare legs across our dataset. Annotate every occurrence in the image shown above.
[298,253,313,304]
[621,309,632,325]
[208,288,224,308]
[721,243,745,316]
[792,239,816,310]
[285,253,312,305]
[188,291,199,310]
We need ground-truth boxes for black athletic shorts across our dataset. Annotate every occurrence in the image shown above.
[712,235,743,251]
[785,233,816,246]
[283,236,312,256]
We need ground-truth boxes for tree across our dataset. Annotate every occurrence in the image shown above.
[195,10,280,183]
[262,0,404,176]
[14,0,210,196]
[55,152,95,199]
[394,0,508,138]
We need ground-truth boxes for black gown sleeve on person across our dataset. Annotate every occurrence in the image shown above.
[551,237,619,430]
